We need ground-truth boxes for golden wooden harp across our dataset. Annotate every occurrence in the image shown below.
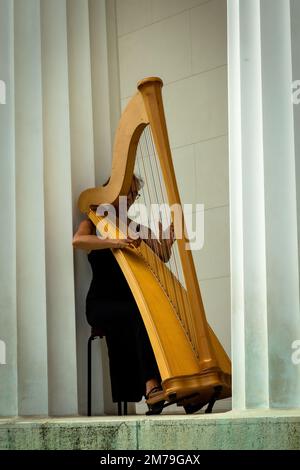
[78,77,231,413]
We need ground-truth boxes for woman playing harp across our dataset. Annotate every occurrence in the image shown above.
[75,77,231,415]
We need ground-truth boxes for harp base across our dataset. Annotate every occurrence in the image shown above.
[162,367,231,403]
[145,367,230,415]
[145,386,223,415]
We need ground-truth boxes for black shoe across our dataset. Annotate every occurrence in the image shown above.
[146,400,165,415]
[145,386,165,415]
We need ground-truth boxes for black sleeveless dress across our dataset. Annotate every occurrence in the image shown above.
[86,249,160,402]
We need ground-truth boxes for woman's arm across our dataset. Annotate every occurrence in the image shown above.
[72,219,135,251]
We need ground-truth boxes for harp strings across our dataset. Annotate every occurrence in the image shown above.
[144,127,191,335]
[145,127,186,287]
[146,127,196,345]
[143,127,173,295]
[133,126,193,342]
[136,134,167,279]
[136,142,162,279]
[136,131,173,295]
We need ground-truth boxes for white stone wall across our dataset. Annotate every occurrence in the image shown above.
[115,0,231,356]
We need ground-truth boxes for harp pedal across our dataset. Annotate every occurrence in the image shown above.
[183,386,223,415]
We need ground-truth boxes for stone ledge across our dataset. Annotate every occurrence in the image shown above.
[0,410,300,450]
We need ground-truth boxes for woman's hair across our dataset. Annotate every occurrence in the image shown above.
[132,174,144,191]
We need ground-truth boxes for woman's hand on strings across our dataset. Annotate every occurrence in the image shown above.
[156,221,176,262]
[158,221,176,247]
[112,236,141,249]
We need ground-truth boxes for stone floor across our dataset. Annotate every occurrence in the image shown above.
[0,409,300,450]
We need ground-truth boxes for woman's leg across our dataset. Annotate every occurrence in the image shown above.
[132,307,162,392]
[86,298,162,398]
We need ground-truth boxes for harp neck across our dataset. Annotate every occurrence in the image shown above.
[78,78,163,212]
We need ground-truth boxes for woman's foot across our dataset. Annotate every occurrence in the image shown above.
[145,378,161,398]
[146,400,165,415]
[145,381,165,416]
[145,378,165,411]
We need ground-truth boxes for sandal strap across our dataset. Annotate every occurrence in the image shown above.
[145,386,163,400]
[149,386,162,394]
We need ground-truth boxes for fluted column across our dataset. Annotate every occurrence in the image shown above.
[228,0,300,409]
[67,0,98,415]
[89,0,112,185]
[291,0,300,265]
[14,0,48,415]
[0,0,120,417]
[41,0,78,416]
[0,0,18,416]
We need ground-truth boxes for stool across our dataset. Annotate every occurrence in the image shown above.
[87,326,128,416]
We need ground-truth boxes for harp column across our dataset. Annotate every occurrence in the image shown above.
[227,0,300,409]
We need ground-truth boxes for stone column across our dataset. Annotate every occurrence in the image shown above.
[67,0,98,415]
[0,0,18,417]
[41,0,78,416]
[227,0,300,409]
[291,0,300,270]
[14,0,48,415]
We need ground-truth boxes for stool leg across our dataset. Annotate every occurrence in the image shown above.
[87,336,93,416]
[123,401,127,416]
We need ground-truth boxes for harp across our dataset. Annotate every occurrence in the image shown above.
[78,77,231,413]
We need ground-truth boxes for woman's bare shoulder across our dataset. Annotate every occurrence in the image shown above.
[75,218,95,235]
